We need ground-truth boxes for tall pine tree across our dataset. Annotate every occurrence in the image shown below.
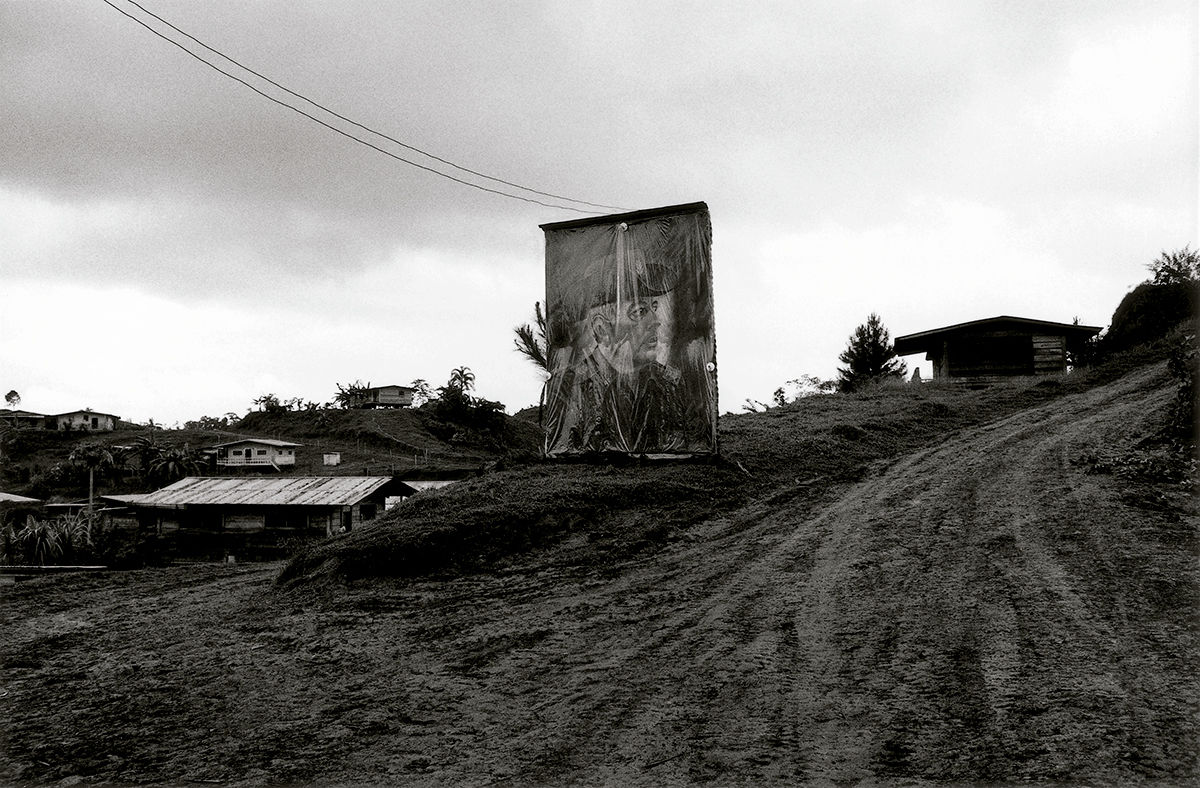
[837,312,907,392]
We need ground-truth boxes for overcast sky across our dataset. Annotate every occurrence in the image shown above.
[1,0,1196,425]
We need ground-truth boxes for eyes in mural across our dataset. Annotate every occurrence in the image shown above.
[625,299,659,322]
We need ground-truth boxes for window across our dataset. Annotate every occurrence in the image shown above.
[360,503,377,521]
[232,450,243,456]
[257,449,267,456]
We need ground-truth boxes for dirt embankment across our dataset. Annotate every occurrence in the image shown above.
[1,363,1195,786]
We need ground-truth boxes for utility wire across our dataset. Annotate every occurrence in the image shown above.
[120,0,627,213]
[100,0,625,214]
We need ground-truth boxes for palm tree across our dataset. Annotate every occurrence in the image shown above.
[513,302,550,378]
[448,366,475,392]
[149,447,200,487]
[69,443,114,519]
[132,434,161,481]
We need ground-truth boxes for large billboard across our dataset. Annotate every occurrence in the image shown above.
[541,202,717,457]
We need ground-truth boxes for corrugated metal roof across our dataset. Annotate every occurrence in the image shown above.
[0,491,41,503]
[101,493,148,504]
[134,477,397,507]
[208,438,303,449]
[403,480,458,492]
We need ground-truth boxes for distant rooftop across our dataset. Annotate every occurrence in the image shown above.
[130,476,413,507]
[208,438,303,449]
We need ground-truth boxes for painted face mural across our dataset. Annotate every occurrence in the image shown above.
[541,202,718,457]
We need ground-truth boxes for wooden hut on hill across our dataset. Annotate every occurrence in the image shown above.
[894,316,1101,384]
[347,385,415,409]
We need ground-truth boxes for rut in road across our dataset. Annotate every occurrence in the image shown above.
[413,363,1192,785]
[2,365,1191,787]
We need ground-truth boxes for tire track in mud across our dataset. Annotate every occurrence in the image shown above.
[414,363,1193,786]
[3,365,1192,786]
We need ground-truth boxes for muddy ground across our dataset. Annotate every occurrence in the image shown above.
[2,364,1196,786]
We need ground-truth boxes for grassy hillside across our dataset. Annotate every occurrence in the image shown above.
[0,405,543,503]
[280,332,1192,588]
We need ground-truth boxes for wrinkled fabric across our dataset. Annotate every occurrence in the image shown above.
[542,204,717,457]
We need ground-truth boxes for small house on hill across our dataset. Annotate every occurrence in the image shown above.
[348,384,415,409]
[209,438,301,469]
[894,316,1102,384]
[112,476,418,557]
[49,410,120,432]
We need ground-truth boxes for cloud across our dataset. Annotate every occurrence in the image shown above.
[0,1,1194,426]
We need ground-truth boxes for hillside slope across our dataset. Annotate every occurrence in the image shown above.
[1,363,1195,786]
[0,405,542,501]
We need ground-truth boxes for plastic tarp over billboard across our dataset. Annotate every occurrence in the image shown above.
[541,202,717,457]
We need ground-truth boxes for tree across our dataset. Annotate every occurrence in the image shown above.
[1146,246,1199,285]
[513,302,550,378]
[148,447,200,487]
[837,313,907,393]
[253,393,287,414]
[5,390,18,409]
[448,366,475,393]
[410,379,433,407]
[333,380,370,409]
[69,442,114,518]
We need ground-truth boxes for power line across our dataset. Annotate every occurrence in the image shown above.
[121,0,628,213]
[99,0,626,214]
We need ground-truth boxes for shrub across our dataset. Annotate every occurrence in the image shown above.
[1165,331,1198,446]
[1105,281,1198,353]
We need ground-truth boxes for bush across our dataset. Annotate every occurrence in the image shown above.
[1105,281,1198,353]
[1165,331,1198,446]
[433,387,507,444]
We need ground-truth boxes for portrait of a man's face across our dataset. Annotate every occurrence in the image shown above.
[541,203,717,457]
[586,295,663,374]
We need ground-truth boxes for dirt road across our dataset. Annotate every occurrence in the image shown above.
[3,364,1195,785]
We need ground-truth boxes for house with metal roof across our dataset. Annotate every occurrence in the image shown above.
[3,410,48,429]
[112,476,418,559]
[208,438,302,470]
[894,316,1102,384]
[347,384,415,409]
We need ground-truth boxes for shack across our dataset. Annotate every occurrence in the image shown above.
[3,410,47,430]
[894,315,1102,384]
[347,385,415,409]
[114,476,417,559]
[209,438,301,470]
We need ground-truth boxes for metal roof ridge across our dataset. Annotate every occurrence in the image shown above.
[895,315,1103,342]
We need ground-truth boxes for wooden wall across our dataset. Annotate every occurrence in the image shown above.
[1032,334,1066,375]
[930,331,1068,384]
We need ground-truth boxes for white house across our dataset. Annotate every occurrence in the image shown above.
[49,410,120,432]
[210,438,301,469]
